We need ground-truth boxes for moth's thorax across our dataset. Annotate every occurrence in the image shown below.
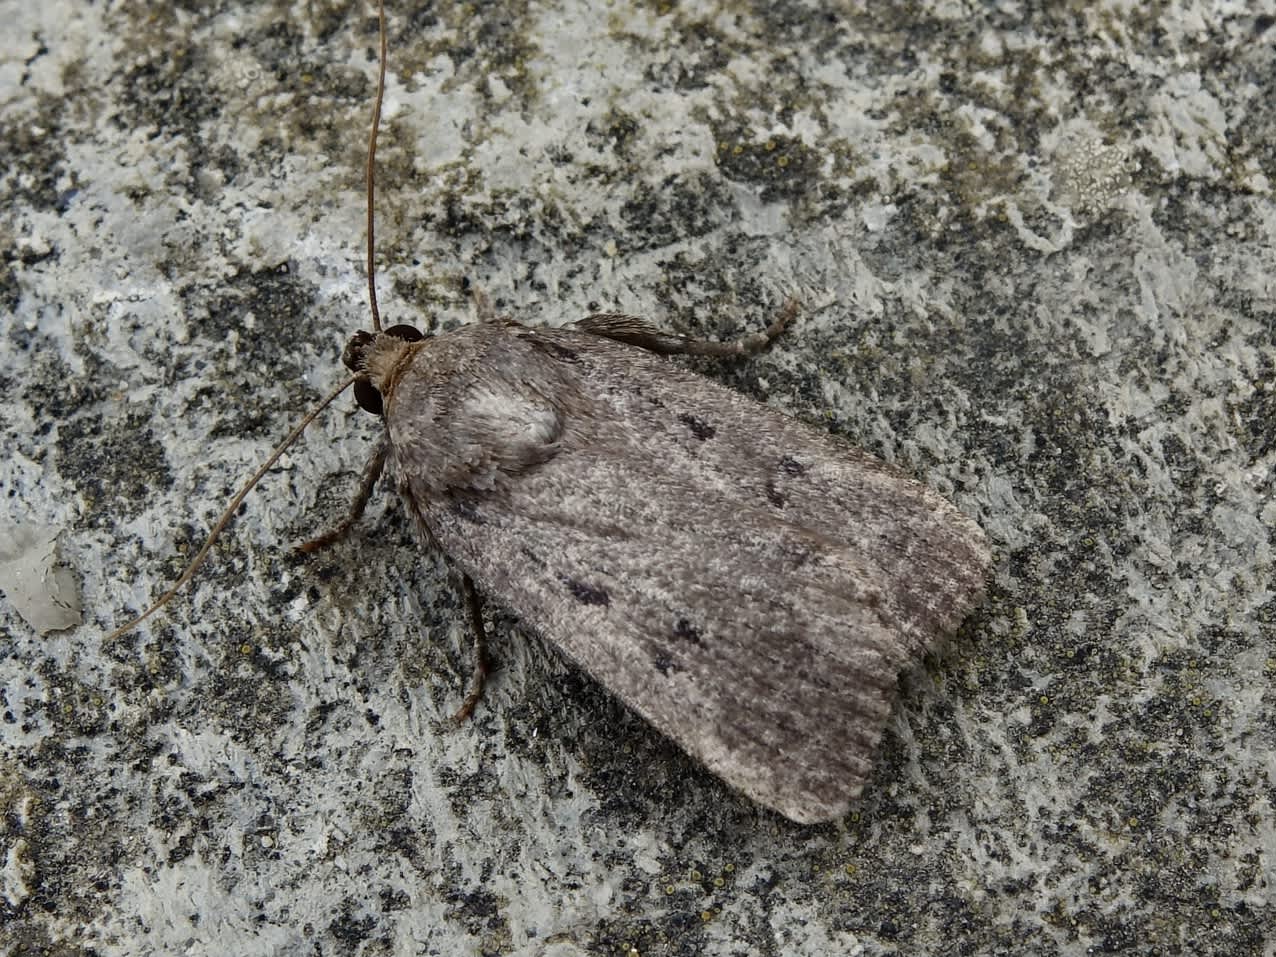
[363,335,420,404]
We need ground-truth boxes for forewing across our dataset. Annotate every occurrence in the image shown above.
[391,323,990,823]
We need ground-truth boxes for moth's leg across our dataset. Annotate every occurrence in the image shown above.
[573,298,799,357]
[296,438,389,553]
[452,573,490,723]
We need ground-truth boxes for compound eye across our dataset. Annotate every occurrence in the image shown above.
[384,324,424,342]
[342,329,377,373]
[354,379,384,416]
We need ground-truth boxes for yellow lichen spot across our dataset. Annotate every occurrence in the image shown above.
[713,876,725,888]
[240,642,253,656]
[777,155,789,168]
[700,910,713,923]
[664,884,675,896]
[723,863,735,874]
[765,140,777,151]
[732,144,744,156]
[1039,694,1050,705]
[1127,817,1139,828]
[689,868,702,882]
[844,864,856,876]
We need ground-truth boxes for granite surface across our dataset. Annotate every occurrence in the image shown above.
[2,1,1273,954]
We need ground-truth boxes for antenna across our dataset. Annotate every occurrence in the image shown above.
[104,3,394,640]
[104,376,356,641]
[366,0,386,332]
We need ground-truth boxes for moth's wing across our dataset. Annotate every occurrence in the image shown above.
[389,322,990,824]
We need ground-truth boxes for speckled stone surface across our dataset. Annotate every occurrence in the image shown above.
[2,1,1274,955]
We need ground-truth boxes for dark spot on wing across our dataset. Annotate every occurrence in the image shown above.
[679,413,716,440]
[562,577,610,606]
[778,540,812,568]
[780,455,807,475]
[652,649,676,676]
[636,384,666,410]
[765,480,786,508]
[673,618,702,643]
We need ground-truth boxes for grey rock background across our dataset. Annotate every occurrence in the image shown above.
[2,0,1273,954]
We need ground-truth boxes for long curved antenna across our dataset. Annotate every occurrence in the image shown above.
[365,0,387,332]
[105,374,358,641]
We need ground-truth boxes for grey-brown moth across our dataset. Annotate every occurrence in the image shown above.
[109,1,991,825]
[352,313,990,824]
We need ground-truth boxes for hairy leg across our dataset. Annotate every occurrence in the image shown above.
[572,298,800,357]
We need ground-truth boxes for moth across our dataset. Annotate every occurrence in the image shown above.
[109,1,991,825]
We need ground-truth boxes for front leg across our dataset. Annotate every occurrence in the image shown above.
[297,438,390,554]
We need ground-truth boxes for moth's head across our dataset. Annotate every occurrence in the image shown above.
[343,324,424,416]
